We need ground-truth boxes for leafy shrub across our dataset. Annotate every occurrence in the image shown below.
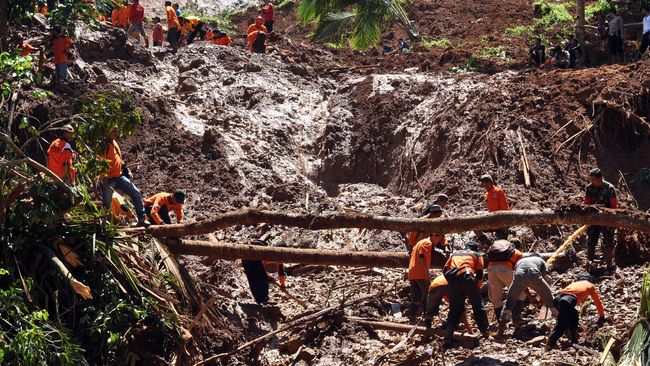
[421,38,452,49]
[533,0,574,27]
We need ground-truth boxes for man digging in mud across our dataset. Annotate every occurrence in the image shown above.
[444,241,491,347]
[583,168,618,275]
[144,190,185,225]
[486,238,522,323]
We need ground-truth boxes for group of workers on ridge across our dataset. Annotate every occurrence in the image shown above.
[406,169,614,349]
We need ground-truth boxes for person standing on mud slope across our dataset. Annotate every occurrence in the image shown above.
[546,273,605,350]
[47,124,76,186]
[261,0,275,34]
[583,168,618,274]
[443,241,491,347]
[165,1,181,52]
[608,9,624,63]
[127,0,149,47]
[407,237,434,323]
[479,174,510,239]
[51,26,74,89]
[99,127,150,227]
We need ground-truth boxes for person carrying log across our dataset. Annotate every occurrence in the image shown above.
[144,190,185,225]
[486,239,522,320]
[423,274,472,334]
[443,241,490,347]
[498,253,555,336]
[47,124,76,186]
[405,204,445,254]
[408,236,438,323]
[546,273,605,350]
[480,174,510,239]
[583,168,618,274]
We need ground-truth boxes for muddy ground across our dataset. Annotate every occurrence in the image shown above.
[10,0,650,364]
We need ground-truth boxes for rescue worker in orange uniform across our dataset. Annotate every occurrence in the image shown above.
[111,6,121,26]
[180,16,206,44]
[165,1,181,51]
[144,190,185,225]
[51,27,74,87]
[110,191,135,223]
[486,239,522,320]
[443,241,490,347]
[407,237,434,323]
[261,0,275,33]
[205,28,214,41]
[47,124,76,185]
[547,274,605,349]
[99,127,149,227]
[212,30,232,46]
[118,2,130,29]
[248,30,267,53]
[405,204,446,254]
[18,42,39,57]
[247,16,268,35]
[583,168,618,274]
[480,174,510,239]
[262,241,288,288]
[424,274,472,333]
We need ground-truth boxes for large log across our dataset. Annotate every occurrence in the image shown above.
[347,316,479,348]
[146,206,650,238]
[162,239,553,268]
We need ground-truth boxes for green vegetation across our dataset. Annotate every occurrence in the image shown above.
[297,0,417,51]
[277,0,297,10]
[451,56,481,73]
[480,45,509,59]
[504,25,532,37]
[421,37,452,49]
[48,0,100,37]
[0,52,34,97]
[533,0,574,28]
[585,0,614,20]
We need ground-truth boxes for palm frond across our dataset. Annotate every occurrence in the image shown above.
[618,319,650,366]
[310,11,356,44]
[349,8,382,50]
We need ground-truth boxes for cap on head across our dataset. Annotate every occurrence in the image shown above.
[589,168,603,178]
[575,272,593,282]
[435,193,449,203]
[173,189,186,204]
[418,204,442,218]
[251,239,268,246]
[465,241,479,251]
[61,124,74,133]
[479,174,493,183]
[273,241,288,248]
[256,16,263,23]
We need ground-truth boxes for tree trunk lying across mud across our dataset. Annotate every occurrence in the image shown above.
[162,239,552,268]
[147,205,650,238]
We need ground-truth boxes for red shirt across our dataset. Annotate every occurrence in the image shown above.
[262,3,275,22]
[485,186,509,212]
[560,281,605,316]
[129,2,144,23]
[53,36,73,64]
[152,23,164,42]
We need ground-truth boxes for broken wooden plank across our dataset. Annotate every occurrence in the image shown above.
[517,128,531,188]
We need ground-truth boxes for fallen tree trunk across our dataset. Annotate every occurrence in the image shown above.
[163,239,552,268]
[146,206,650,238]
[347,317,479,348]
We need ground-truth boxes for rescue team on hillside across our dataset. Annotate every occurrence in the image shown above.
[530,6,650,68]
[405,171,614,348]
[47,121,617,350]
[108,0,272,53]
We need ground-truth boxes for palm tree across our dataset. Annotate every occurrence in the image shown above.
[297,0,418,51]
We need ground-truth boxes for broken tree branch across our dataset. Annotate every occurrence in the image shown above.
[146,206,650,238]
[161,239,552,268]
[347,317,479,348]
[39,244,92,300]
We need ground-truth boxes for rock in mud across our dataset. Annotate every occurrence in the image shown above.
[178,58,206,73]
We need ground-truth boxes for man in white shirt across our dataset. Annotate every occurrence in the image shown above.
[608,9,624,63]
[640,6,650,57]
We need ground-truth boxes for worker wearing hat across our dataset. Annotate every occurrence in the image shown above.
[143,190,186,225]
[443,241,490,347]
[47,124,76,185]
[433,193,449,209]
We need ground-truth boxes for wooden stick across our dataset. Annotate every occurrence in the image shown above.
[347,317,479,348]
[146,206,650,238]
[547,225,589,268]
[517,128,531,188]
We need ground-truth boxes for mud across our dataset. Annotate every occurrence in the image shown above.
[10,3,650,363]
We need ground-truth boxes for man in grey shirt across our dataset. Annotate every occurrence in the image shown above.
[497,253,555,336]
[608,9,624,63]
